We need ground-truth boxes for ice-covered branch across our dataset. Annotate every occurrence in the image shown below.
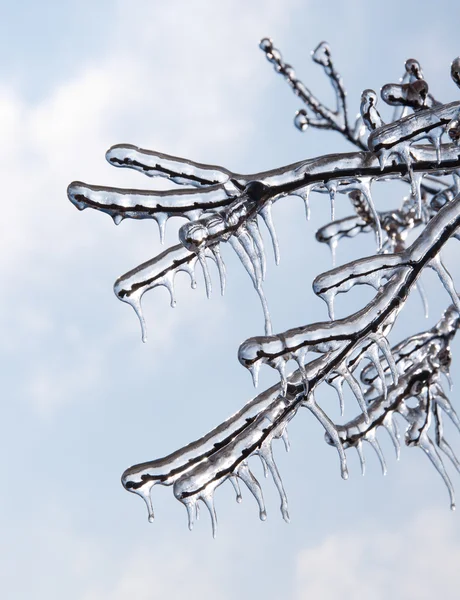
[121,194,460,533]
[69,141,460,339]
[68,41,460,536]
[121,303,460,535]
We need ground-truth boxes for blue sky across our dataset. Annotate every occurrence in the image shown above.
[1,1,460,598]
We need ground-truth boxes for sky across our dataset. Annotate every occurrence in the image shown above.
[1,1,460,599]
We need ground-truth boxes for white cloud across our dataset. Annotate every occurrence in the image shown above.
[294,508,460,600]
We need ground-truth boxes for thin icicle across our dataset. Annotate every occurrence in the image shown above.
[201,494,218,538]
[370,334,399,385]
[365,431,387,475]
[229,475,243,503]
[416,280,429,319]
[365,344,387,398]
[237,228,263,286]
[304,396,348,480]
[260,202,280,265]
[355,440,366,475]
[198,250,212,298]
[281,428,290,452]
[228,236,272,335]
[419,434,456,510]
[210,245,226,295]
[328,376,345,416]
[246,218,267,280]
[429,255,460,313]
[237,462,267,521]
[359,179,383,251]
[327,182,337,221]
[340,367,369,421]
[259,444,290,522]
[383,414,401,460]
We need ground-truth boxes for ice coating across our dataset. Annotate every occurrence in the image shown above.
[326,307,460,508]
[260,38,365,149]
[239,192,460,382]
[68,139,460,341]
[67,40,460,533]
[106,143,236,187]
[67,181,236,243]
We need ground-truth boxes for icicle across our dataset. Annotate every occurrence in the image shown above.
[210,245,226,295]
[184,499,196,531]
[365,431,387,475]
[163,273,177,308]
[324,290,336,320]
[292,187,311,221]
[433,386,460,432]
[415,280,429,319]
[255,287,273,336]
[228,236,272,335]
[304,396,348,479]
[272,357,287,396]
[329,238,338,267]
[365,344,387,398]
[229,475,243,503]
[328,375,345,416]
[400,147,423,217]
[293,348,309,384]
[201,493,218,538]
[280,427,290,452]
[260,202,280,265]
[228,236,256,285]
[383,413,401,460]
[237,228,263,286]
[259,453,269,478]
[326,182,337,221]
[197,250,212,298]
[246,218,267,280]
[419,433,456,510]
[259,444,290,522]
[113,213,123,226]
[137,484,155,523]
[155,214,167,244]
[434,404,460,473]
[130,296,148,343]
[445,370,454,392]
[437,436,460,473]
[359,179,383,252]
[370,334,399,385]
[248,362,261,388]
[340,367,369,421]
[429,255,460,313]
[355,440,366,476]
[303,188,311,221]
[237,462,267,521]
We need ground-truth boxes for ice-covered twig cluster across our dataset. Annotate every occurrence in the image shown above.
[68,41,460,535]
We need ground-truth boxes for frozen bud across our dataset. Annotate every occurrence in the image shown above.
[245,180,268,201]
[179,221,208,252]
[446,119,460,144]
[294,109,309,131]
[361,89,377,107]
[381,80,428,109]
[451,57,460,89]
[259,37,273,52]
[312,41,331,67]
[283,64,296,81]
[360,89,383,131]
[405,58,423,80]
[267,47,282,64]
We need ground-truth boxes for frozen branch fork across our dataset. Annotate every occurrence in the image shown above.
[68,41,460,535]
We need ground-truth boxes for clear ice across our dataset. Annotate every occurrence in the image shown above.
[68,39,460,534]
